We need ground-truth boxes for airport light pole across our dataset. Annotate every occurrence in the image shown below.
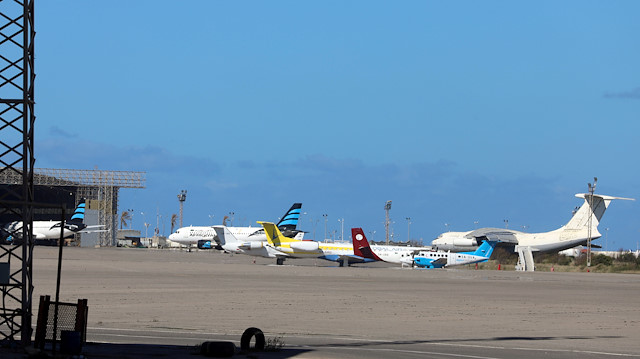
[406,217,411,242]
[323,214,328,242]
[504,219,509,229]
[385,201,392,245]
[587,177,597,268]
[605,227,609,251]
[337,218,344,241]
[209,214,214,225]
[141,211,146,233]
[177,190,187,228]
[444,223,450,232]
[228,212,235,226]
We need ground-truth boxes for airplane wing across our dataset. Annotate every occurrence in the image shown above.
[433,257,448,267]
[80,228,109,234]
[467,228,518,244]
[319,254,376,266]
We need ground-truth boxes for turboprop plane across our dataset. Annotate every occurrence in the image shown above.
[255,221,374,266]
[413,240,497,269]
[351,228,430,267]
[1,199,104,242]
[168,203,303,248]
[430,192,634,271]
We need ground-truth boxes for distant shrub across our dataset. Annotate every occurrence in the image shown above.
[556,254,573,266]
[492,247,518,264]
[574,253,587,267]
[617,252,637,263]
[592,254,613,266]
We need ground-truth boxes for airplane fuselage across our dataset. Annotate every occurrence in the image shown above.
[414,250,491,268]
[3,221,81,240]
[432,227,602,253]
[367,245,428,265]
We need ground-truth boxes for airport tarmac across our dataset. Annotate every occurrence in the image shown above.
[2,246,640,358]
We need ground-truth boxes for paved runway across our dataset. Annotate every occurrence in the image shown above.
[4,246,640,358]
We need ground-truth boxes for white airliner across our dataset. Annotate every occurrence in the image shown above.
[1,199,104,242]
[351,228,430,266]
[430,193,634,270]
[168,203,303,248]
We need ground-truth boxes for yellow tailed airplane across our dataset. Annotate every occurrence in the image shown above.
[259,221,376,266]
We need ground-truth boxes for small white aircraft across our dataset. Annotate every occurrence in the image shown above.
[351,228,430,266]
[1,199,104,242]
[430,192,634,271]
[168,203,303,248]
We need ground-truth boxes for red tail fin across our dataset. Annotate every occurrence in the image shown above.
[351,228,382,261]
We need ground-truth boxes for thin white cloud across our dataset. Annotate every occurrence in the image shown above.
[604,87,640,99]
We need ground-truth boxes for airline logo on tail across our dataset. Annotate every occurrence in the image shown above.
[352,228,382,261]
[276,203,302,231]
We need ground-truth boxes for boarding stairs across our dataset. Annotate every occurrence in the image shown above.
[516,246,536,272]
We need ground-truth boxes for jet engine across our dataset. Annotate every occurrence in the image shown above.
[238,241,266,250]
[289,241,320,251]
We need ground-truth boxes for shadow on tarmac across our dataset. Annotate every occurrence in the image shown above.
[306,334,624,349]
[1,342,313,359]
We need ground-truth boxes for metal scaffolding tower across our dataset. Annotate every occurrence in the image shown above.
[0,0,36,347]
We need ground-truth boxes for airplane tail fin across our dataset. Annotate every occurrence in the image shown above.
[351,228,382,261]
[276,203,302,232]
[68,199,86,226]
[259,221,295,247]
[564,194,634,231]
[471,240,497,259]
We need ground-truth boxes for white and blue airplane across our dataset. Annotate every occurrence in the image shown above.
[413,240,498,269]
[168,203,303,248]
[1,198,104,242]
[351,227,431,267]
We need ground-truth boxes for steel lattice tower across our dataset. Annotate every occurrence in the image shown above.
[0,0,36,347]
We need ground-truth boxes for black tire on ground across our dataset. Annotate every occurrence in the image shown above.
[240,327,265,352]
[200,341,236,357]
[276,258,284,265]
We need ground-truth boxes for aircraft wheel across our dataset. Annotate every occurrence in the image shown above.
[276,258,284,265]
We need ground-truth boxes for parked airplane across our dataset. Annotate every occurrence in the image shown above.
[1,199,103,242]
[213,225,285,260]
[257,221,374,266]
[168,203,303,248]
[430,193,634,271]
[413,240,497,269]
[351,228,430,266]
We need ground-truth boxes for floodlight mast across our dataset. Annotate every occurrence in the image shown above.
[587,177,597,268]
[177,190,187,228]
[384,201,392,245]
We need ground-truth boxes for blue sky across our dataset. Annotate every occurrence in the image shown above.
[34,1,639,249]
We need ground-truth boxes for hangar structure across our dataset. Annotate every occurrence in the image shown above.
[0,168,146,246]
